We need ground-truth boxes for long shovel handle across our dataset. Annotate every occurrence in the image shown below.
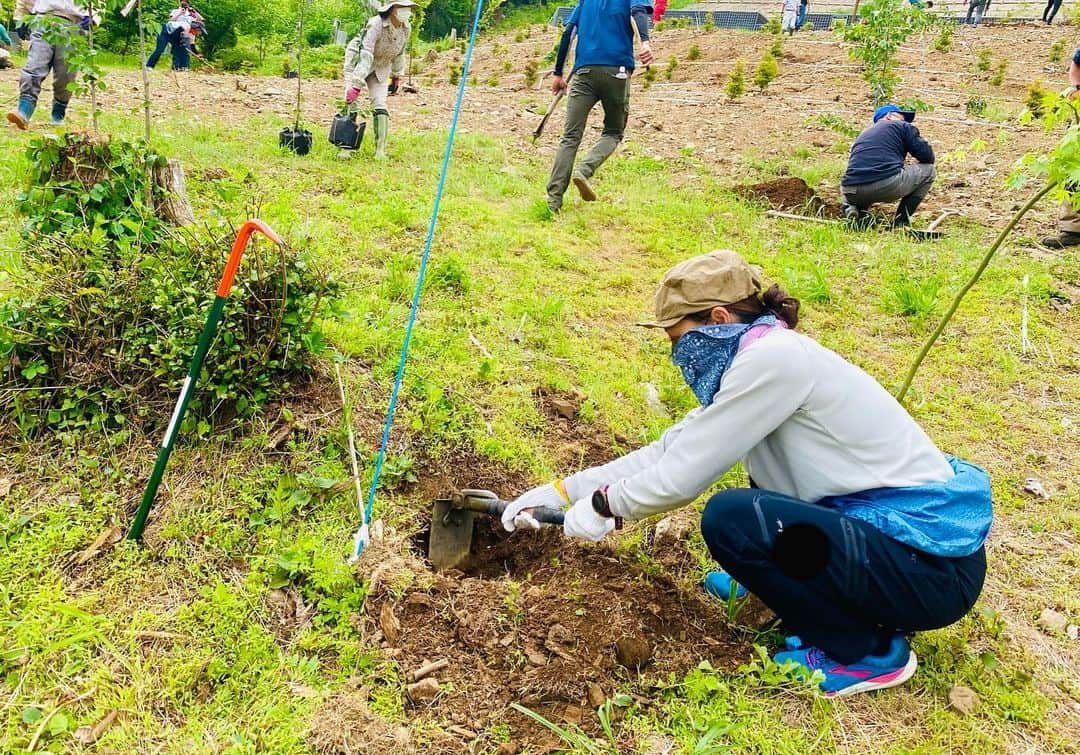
[455,490,565,525]
[128,220,285,541]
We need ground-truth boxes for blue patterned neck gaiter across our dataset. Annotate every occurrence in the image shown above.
[670,315,780,405]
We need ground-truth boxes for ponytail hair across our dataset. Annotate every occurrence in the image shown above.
[717,283,800,329]
[760,283,799,329]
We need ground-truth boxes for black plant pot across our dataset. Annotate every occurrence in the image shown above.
[280,127,312,155]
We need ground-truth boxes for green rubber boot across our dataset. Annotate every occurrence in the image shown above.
[373,109,389,160]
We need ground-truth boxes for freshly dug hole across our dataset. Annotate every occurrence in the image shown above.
[359,521,772,749]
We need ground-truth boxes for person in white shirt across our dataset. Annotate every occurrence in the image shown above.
[501,250,991,698]
[781,0,799,34]
[343,0,415,160]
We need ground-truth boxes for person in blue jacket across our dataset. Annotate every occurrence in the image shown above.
[545,0,654,214]
[840,104,936,229]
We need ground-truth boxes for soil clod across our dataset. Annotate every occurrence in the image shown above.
[733,176,842,218]
[615,635,654,671]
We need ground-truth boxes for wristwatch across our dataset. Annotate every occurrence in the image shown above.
[591,486,624,530]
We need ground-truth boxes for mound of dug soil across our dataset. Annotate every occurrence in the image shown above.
[733,176,843,218]
[324,517,774,753]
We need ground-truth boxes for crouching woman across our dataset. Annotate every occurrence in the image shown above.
[502,250,991,698]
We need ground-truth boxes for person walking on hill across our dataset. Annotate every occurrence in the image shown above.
[1042,0,1063,24]
[343,0,415,160]
[795,0,809,30]
[840,104,936,229]
[6,0,100,129]
[501,249,992,698]
[545,0,654,214]
[965,0,990,25]
[781,0,799,34]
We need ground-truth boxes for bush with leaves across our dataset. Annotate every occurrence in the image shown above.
[838,0,936,104]
[1025,79,1051,118]
[1,134,339,437]
[726,59,746,99]
[753,52,778,92]
[932,23,952,53]
[1049,39,1065,64]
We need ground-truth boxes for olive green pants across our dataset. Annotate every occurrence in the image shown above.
[546,66,630,210]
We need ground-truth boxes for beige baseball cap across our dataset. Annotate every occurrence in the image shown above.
[638,250,763,329]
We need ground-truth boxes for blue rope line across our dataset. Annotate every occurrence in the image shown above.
[354,0,487,559]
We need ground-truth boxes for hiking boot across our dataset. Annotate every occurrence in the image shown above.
[773,634,917,698]
[572,172,597,201]
[703,570,748,600]
[1040,230,1080,248]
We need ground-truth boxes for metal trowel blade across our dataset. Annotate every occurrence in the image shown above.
[428,498,475,572]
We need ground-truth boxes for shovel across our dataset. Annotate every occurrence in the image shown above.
[429,489,564,571]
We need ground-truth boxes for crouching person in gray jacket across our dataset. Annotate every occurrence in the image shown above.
[501,250,991,699]
[6,0,100,129]
[840,104,936,229]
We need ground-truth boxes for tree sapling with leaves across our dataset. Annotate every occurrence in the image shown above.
[839,0,936,104]
[7,0,102,129]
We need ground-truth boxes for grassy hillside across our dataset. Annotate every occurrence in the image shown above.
[1,21,1078,754]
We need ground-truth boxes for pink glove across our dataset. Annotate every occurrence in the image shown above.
[345,87,361,104]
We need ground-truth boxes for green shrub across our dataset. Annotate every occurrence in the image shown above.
[769,35,784,59]
[502,58,512,73]
[765,15,782,34]
[219,47,259,73]
[753,52,778,92]
[966,95,987,117]
[642,65,657,89]
[1025,79,1050,117]
[839,0,936,104]
[687,44,701,61]
[524,59,539,88]
[976,47,992,72]
[726,59,746,99]
[1,134,338,437]
[448,63,462,85]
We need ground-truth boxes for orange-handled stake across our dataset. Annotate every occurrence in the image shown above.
[129,220,284,540]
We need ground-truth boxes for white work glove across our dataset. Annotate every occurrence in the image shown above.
[563,495,616,542]
[501,482,567,532]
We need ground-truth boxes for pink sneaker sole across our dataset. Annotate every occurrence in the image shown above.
[824,650,918,698]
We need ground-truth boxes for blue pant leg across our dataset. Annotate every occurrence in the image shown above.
[146,24,170,68]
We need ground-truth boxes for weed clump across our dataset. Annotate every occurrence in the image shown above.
[932,24,953,53]
[990,59,1007,86]
[726,59,746,99]
[524,59,539,87]
[1,134,338,437]
[1049,39,1065,64]
[754,52,778,92]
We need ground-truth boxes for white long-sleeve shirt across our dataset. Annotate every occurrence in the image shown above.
[563,328,954,520]
[30,0,87,23]
[344,15,408,89]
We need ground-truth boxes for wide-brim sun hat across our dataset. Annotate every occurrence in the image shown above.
[377,0,417,12]
[637,250,764,329]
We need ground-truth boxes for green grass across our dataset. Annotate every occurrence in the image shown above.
[1,61,1079,753]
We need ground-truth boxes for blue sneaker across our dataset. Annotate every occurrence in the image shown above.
[772,634,917,698]
[703,570,748,600]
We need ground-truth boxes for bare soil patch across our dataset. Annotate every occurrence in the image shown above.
[343,519,773,752]
[733,175,843,217]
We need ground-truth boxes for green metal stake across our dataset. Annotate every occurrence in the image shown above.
[128,220,285,541]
